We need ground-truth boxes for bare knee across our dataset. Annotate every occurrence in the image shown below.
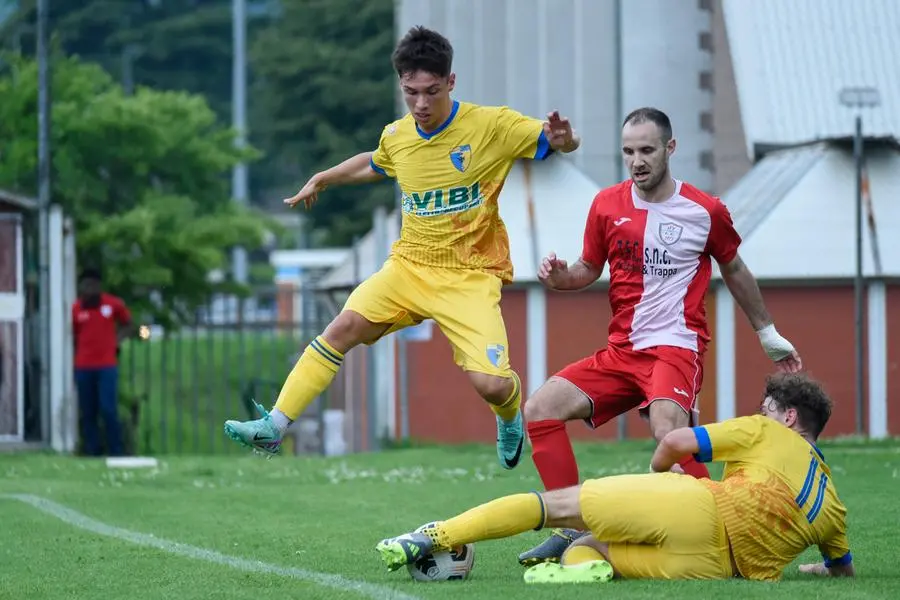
[647,399,691,443]
[321,310,389,352]
[541,486,586,530]
[467,372,513,405]
[523,377,592,422]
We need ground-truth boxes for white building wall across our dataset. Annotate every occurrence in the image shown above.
[397,0,714,190]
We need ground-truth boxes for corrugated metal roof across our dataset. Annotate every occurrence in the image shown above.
[317,157,602,288]
[723,0,900,156]
[0,189,37,211]
[723,144,900,279]
[723,143,829,239]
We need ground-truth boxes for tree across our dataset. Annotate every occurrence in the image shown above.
[3,0,399,246]
[1,0,236,120]
[249,0,396,245]
[0,52,269,328]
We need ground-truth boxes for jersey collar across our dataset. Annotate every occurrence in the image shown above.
[631,178,682,208]
[415,100,459,140]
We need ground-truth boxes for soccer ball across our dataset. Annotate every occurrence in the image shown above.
[405,521,475,582]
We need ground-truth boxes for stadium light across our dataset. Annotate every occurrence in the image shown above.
[838,86,881,436]
[839,87,881,108]
[233,0,249,285]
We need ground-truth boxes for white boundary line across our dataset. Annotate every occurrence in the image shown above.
[3,494,420,600]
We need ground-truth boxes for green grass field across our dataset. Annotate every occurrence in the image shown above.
[1,439,898,600]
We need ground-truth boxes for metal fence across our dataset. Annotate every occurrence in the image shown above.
[118,286,339,456]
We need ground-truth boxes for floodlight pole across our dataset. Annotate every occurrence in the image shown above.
[839,86,881,437]
[852,115,864,436]
[232,0,248,285]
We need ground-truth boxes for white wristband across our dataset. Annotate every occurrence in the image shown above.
[756,323,795,362]
[756,323,778,345]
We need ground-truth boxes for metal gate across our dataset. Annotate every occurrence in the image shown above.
[119,287,335,456]
[0,214,25,442]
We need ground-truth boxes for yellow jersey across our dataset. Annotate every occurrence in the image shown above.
[370,100,552,284]
[692,415,851,581]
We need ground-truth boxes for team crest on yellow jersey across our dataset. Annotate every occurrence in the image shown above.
[449,145,472,173]
[486,343,505,368]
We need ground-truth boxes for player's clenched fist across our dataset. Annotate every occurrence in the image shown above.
[538,252,568,290]
[284,175,328,209]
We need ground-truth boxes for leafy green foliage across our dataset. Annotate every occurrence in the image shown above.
[0,53,269,328]
[1,0,235,118]
[1,0,400,246]
[249,0,397,244]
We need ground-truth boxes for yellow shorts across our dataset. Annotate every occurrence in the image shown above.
[580,473,733,580]
[343,256,511,376]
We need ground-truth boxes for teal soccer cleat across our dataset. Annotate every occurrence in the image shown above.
[496,410,525,470]
[223,401,283,455]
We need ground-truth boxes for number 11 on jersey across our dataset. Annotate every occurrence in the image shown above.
[796,454,828,523]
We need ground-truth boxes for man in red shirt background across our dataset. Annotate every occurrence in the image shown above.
[72,268,133,456]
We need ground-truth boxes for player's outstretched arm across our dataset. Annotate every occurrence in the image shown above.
[719,254,802,373]
[537,254,602,291]
[649,427,699,473]
[284,151,384,209]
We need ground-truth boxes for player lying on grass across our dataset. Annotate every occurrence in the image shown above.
[376,373,854,583]
[223,25,580,470]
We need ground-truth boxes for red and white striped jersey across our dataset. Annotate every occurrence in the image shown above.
[581,179,741,354]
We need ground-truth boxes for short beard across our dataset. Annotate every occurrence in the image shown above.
[634,168,667,192]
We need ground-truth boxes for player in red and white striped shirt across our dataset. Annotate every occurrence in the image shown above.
[518,107,803,566]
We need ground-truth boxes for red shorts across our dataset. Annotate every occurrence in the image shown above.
[555,344,704,429]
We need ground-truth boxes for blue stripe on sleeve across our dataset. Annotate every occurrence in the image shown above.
[692,426,713,463]
[823,552,852,568]
[533,131,553,160]
[369,158,387,177]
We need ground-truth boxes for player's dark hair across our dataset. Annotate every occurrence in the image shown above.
[764,373,833,439]
[79,267,102,282]
[392,26,454,79]
[622,107,673,143]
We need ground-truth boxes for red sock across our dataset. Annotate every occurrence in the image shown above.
[679,455,710,479]
[527,419,579,490]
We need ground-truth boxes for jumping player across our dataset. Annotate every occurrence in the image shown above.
[518,107,803,565]
[376,373,853,584]
[223,26,580,469]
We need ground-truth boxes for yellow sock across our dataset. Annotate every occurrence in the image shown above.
[562,545,605,566]
[273,336,343,420]
[426,492,545,551]
[490,371,522,422]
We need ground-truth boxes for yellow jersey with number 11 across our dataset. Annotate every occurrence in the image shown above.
[693,415,851,581]
[370,100,552,284]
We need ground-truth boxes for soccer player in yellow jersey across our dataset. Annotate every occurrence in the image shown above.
[376,373,854,583]
[223,26,580,467]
